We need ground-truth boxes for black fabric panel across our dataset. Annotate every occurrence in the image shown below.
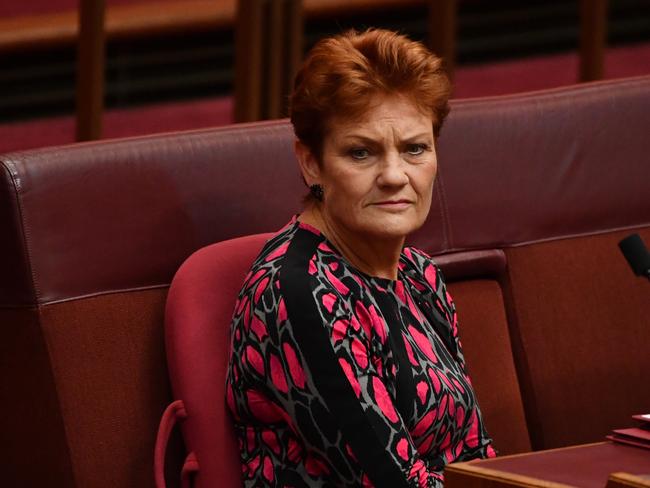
[280,229,410,488]
[371,290,416,422]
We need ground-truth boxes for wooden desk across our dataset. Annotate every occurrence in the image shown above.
[607,472,650,488]
[445,442,650,488]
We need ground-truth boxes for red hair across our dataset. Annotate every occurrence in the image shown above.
[290,29,451,159]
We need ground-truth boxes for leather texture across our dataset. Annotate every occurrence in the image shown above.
[2,76,649,307]
[0,122,300,307]
[419,75,650,253]
[433,249,506,281]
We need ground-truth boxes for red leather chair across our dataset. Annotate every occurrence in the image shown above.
[155,233,273,488]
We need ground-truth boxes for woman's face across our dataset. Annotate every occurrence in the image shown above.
[304,94,437,244]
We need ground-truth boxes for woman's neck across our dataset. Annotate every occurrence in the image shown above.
[298,206,404,281]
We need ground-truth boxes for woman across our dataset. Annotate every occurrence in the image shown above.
[226,28,495,487]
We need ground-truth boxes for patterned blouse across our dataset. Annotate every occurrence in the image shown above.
[226,218,495,487]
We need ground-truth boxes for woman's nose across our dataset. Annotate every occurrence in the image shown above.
[376,152,409,187]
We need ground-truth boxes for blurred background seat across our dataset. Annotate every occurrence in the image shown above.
[1,0,649,150]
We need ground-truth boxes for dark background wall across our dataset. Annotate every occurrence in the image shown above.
[1,0,649,122]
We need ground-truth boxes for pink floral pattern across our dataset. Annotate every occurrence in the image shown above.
[226,219,494,487]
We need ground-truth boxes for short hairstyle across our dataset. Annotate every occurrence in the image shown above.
[289,28,451,159]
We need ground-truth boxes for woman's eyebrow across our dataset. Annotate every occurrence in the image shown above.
[337,131,434,149]
[339,134,380,144]
[341,131,433,143]
[401,132,434,142]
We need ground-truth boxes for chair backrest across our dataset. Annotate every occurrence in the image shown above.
[435,250,532,455]
[164,233,273,487]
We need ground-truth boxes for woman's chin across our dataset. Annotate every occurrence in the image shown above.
[355,219,422,243]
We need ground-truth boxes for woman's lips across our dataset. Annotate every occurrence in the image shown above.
[372,200,412,210]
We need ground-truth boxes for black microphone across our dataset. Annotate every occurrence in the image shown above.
[618,233,650,281]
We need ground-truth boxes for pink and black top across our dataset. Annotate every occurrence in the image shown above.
[226,218,495,487]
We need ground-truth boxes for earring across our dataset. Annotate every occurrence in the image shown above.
[309,184,324,201]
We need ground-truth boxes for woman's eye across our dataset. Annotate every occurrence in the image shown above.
[406,144,427,156]
[349,148,370,160]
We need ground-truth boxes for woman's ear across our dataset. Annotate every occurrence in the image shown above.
[294,140,321,185]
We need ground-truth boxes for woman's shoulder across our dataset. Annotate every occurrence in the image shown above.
[235,220,357,334]
[237,218,330,297]
[236,220,298,297]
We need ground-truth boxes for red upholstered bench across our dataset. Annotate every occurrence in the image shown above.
[0,121,303,488]
[433,77,650,450]
[1,76,649,487]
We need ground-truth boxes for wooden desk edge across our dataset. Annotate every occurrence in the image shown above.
[478,442,607,462]
[444,444,610,488]
[607,472,650,488]
[445,462,577,488]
